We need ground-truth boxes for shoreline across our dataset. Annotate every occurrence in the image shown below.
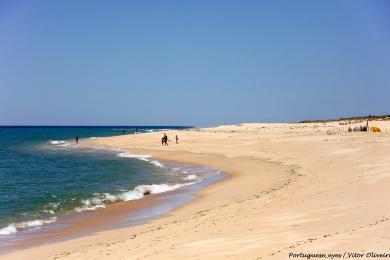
[3,121,390,259]
[0,155,227,254]
[2,129,295,259]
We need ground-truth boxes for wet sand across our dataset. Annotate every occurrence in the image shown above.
[0,161,225,253]
[1,193,158,252]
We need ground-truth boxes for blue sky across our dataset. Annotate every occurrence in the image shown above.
[0,0,389,126]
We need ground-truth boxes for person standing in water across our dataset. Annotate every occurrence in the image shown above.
[175,135,179,144]
[75,135,79,144]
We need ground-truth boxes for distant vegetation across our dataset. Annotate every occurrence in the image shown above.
[299,114,390,123]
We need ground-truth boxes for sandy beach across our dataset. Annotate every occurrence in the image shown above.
[3,120,390,260]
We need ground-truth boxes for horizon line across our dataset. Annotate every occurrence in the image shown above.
[0,125,194,128]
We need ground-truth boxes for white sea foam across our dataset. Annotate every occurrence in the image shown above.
[113,183,184,201]
[78,196,108,212]
[42,209,55,215]
[185,174,198,181]
[45,202,59,209]
[116,150,165,167]
[117,152,151,161]
[50,140,66,145]
[49,140,72,147]
[151,160,164,168]
[0,224,17,236]
[20,219,55,228]
[73,183,192,213]
[75,203,106,212]
[42,202,59,215]
[0,217,57,236]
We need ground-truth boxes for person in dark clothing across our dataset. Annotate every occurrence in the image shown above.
[162,133,166,146]
[175,135,178,144]
[75,135,79,144]
[162,133,168,146]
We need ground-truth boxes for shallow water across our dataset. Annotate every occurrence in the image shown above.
[0,126,206,237]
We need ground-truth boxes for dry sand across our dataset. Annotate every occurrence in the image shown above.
[3,120,390,260]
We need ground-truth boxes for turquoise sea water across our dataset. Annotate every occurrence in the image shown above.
[0,126,217,237]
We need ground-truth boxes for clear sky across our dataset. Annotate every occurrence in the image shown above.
[0,0,389,126]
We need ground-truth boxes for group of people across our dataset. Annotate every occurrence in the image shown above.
[74,132,179,146]
[161,133,179,146]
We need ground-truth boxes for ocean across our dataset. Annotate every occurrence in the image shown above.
[0,126,220,240]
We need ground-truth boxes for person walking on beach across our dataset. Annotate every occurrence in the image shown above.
[163,133,168,146]
[175,135,179,144]
[75,135,79,144]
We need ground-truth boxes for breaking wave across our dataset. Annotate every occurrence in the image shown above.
[49,140,72,147]
[185,174,198,181]
[117,151,151,161]
[0,217,57,236]
[151,160,164,168]
[74,183,194,212]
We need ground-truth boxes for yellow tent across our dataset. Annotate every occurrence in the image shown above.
[370,126,381,132]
